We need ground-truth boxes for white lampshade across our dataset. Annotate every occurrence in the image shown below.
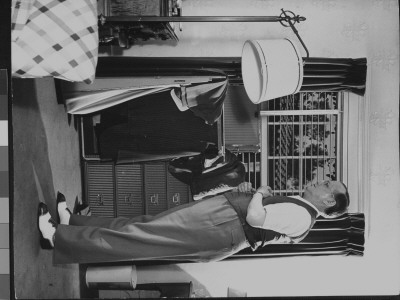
[241,38,303,104]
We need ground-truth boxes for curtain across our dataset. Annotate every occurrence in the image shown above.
[228,213,365,259]
[65,85,178,114]
[300,57,367,96]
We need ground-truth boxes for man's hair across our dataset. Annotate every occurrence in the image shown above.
[324,183,350,218]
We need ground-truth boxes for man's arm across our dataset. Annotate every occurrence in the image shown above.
[237,183,312,242]
[245,185,273,227]
[237,183,312,241]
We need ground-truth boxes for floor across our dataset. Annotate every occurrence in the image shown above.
[12,78,83,299]
[11,77,165,299]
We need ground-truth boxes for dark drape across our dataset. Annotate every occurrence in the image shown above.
[300,57,367,96]
[229,213,365,259]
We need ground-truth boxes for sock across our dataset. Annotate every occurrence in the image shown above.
[57,202,71,225]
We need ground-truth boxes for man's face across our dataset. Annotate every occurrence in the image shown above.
[303,180,347,208]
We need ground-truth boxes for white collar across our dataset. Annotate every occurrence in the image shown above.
[288,195,320,216]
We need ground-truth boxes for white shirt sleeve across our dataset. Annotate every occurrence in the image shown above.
[262,203,312,238]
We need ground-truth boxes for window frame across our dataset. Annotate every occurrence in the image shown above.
[260,91,344,196]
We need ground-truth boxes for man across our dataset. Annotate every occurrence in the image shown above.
[38,180,349,264]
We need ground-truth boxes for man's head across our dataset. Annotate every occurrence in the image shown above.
[302,181,350,218]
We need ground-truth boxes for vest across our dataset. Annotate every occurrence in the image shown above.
[224,192,319,250]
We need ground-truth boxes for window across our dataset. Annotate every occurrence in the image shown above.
[224,88,364,212]
[260,91,343,196]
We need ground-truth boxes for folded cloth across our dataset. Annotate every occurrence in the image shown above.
[203,155,224,169]
[190,160,246,200]
[171,75,228,125]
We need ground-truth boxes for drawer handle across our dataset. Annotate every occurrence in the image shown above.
[124,194,134,206]
[150,194,159,205]
[96,194,104,206]
[172,193,180,205]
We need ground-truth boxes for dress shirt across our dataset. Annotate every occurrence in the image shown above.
[262,195,320,238]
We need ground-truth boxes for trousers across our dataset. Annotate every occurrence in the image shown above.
[53,195,249,264]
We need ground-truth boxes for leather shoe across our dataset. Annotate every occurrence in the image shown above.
[57,192,72,224]
[38,202,57,249]
[72,196,90,216]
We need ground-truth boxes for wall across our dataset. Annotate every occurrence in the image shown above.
[100,0,400,297]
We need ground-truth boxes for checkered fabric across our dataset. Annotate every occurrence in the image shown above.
[12,0,99,84]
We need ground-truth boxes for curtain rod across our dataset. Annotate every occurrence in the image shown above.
[103,16,284,22]
[100,9,306,25]
[99,9,309,58]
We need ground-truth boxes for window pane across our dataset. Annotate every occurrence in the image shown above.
[262,91,341,195]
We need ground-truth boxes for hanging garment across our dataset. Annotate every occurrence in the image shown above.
[97,91,219,162]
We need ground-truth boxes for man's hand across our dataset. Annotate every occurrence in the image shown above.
[255,186,273,198]
[237,182,255,193]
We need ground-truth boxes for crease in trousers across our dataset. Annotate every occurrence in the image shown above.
[53,195,249,264]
